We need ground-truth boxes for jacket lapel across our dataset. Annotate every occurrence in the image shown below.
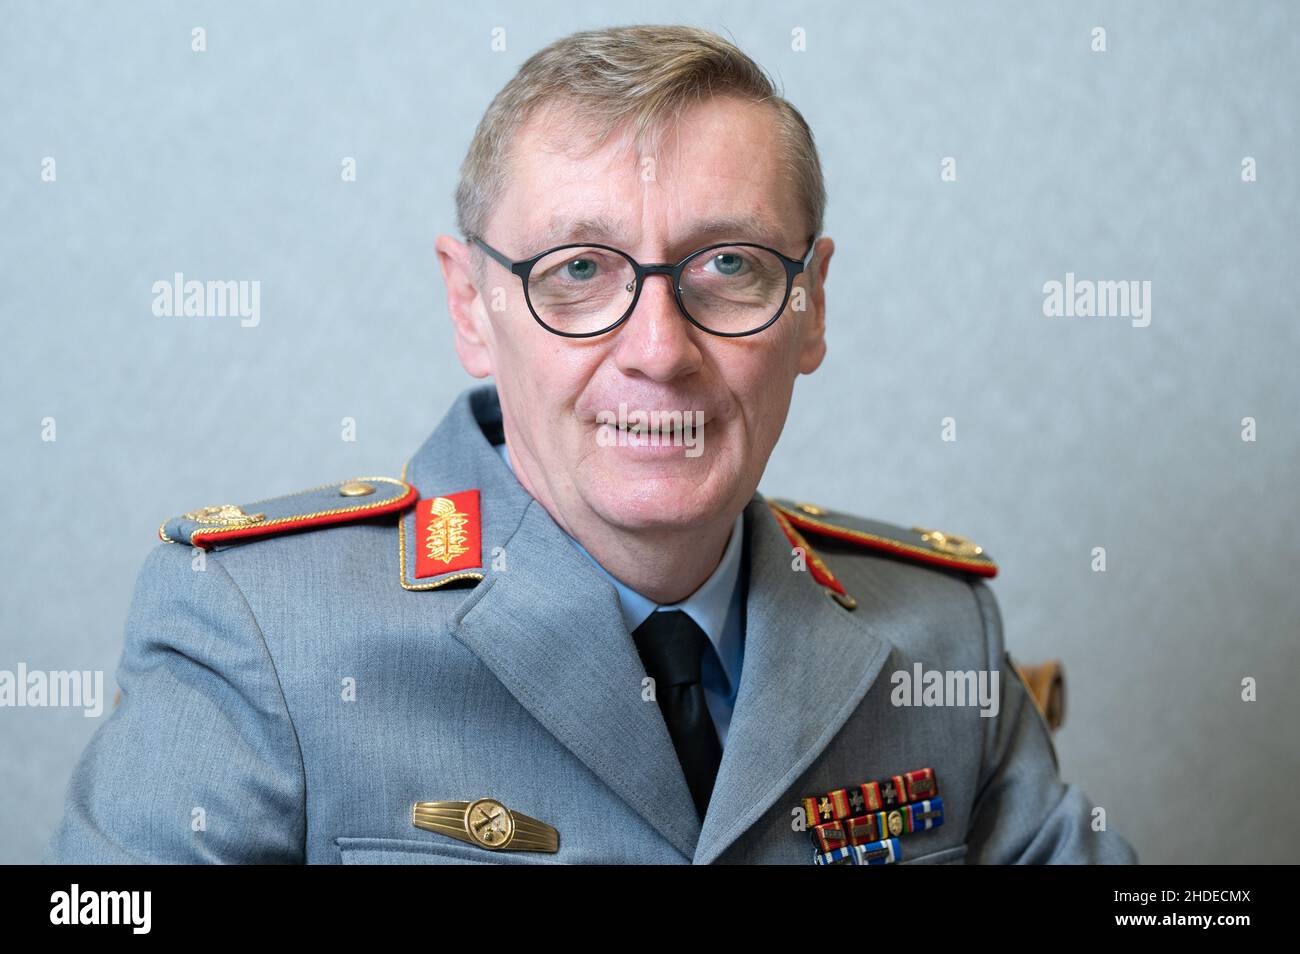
[692,496,893,865]
[450,502,702,859]
[402,386,701,859]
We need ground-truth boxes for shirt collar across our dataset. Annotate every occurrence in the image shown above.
[495,441,744,688]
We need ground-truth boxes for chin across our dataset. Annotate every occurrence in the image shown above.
[592,493,731,533]
[583,460,743,531]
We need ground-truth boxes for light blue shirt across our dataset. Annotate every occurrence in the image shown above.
[495,441,746,747]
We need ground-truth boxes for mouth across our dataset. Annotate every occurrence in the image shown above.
[589,407,715,422]
[598,417,714,436]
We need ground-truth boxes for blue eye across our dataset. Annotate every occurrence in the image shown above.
[711,252,746,276]
[565,258,598,280]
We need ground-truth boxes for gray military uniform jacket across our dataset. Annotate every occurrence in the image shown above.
[44,384,1138,864]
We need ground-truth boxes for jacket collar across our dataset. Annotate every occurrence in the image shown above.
[398,384,529,590]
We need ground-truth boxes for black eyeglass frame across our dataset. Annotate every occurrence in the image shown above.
[467,233,818,338]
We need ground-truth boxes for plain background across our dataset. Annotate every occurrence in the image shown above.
[2,0,1296,864]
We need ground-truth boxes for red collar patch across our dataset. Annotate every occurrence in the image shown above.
[414,489,482,579]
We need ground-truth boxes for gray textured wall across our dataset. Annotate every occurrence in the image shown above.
[2,0,1296,864]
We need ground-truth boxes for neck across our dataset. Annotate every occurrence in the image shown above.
[566,510,737,605]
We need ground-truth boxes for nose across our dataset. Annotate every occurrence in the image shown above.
[611,272,704,382]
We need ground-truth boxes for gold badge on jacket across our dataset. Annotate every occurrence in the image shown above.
[412,798,559,853]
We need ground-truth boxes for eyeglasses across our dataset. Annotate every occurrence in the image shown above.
[467,232,818,338]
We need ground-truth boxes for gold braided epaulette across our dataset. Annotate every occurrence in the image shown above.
[159,477,417,549]
[768,499,998,578]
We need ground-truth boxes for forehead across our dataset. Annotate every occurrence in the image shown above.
[497,95,800,251]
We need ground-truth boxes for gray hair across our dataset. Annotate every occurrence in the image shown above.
[455,24,825,271]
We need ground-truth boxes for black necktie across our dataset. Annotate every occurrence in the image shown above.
[630,609,723,821]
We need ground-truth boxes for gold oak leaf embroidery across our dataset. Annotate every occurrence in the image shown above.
[425,496,469,565]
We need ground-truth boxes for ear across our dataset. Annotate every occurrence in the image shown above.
[435,233,495,379]
[797,236,834,375]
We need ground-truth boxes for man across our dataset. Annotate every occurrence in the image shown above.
[44,25,1137,864]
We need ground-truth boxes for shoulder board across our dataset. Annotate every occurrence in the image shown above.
[159,477,417,549]
[768,499,998,579]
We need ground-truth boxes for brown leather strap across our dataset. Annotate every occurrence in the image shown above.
[1013,660,1066,732]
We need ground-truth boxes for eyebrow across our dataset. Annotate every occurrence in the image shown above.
[532,214,790,256]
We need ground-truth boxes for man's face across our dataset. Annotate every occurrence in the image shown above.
[442,94,830,538]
